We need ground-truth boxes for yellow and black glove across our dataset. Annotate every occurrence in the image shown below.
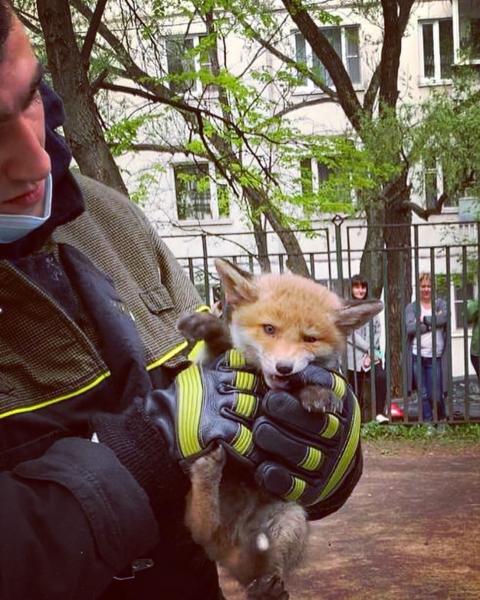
[144,349,263,467]
[253,364,362,520]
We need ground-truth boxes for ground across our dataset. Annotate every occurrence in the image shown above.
[219,440,480,599]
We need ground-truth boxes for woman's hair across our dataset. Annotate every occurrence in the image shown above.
[351,274,369,298]
[418,272,431,285]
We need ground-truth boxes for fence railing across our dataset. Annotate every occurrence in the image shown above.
[162,218,480,424]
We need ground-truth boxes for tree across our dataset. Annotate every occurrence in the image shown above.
[216,0,480,393]
[22,0,480,393]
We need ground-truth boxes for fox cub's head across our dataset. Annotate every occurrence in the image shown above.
[215,259,382,390]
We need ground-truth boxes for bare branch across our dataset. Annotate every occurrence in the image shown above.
[281,0,363,130]
[274,95,336,119]
[125,143,193,154]
[16,9,43,36]
[363,65,380,115]
[230,7,337,100]
[80,0,108,66]
[402,193,449,220]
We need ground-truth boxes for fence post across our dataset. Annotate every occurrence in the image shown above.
[201,233,210,304]
[332,214,345,296]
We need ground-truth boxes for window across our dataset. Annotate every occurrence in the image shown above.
[423,159,458,209]
[457,0,480,61]
[173,163,230,221]
[424,158,441,208]
[300,158,333,194]
[174,163,212,220]
[165,34,211,95]
[419,19,454,82]
[299,157,351,204]
[294,25,361,89]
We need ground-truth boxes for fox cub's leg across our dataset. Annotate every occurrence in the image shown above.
[298,385,344,414]
[247,574,289,600]
[185,446,226,549]
[177,312,231,360]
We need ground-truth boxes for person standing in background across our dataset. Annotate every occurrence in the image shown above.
[346,274,389,423]
[405,272,448,422]
[467,299,479,380]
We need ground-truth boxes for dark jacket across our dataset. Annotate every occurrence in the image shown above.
[0,173,222,600]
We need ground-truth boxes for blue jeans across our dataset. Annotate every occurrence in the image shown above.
[412,355,445,421]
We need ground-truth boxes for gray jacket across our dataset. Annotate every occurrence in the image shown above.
[405,298,448,394]
[347,314,382,372]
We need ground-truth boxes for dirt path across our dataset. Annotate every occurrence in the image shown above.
[219,441,480,599]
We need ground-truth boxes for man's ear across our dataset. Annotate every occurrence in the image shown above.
[334,300,383,334]
[214,258,258,307]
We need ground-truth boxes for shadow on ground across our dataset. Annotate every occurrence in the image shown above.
[219,441,480,599]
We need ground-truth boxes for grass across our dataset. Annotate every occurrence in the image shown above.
[361,421,480,442]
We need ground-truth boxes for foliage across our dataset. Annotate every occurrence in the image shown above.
[24,0,480,263]
[361,422,480,443]
[411,69,480,202]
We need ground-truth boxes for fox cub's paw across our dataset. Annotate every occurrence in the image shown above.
[299,385,344,414]
[189,446,226,485]
[247,574,289,600]
[177,312,226,342]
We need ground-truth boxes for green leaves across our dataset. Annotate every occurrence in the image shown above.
[106,116,149,156]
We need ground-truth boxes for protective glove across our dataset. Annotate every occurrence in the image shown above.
[253,364,362,519]
[93,349,263,520]
[144,349,264,467]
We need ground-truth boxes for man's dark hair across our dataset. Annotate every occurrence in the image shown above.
[0,0,13,60]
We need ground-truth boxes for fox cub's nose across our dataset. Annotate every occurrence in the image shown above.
[276,362,293,375]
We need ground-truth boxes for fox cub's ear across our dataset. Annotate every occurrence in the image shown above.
[334,299,383,334]
[214,258,258,307]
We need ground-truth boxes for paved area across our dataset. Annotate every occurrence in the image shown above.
[219,441,480,599]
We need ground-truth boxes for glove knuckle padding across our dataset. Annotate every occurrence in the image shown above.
[163,359,262,465]
[255,383,361,509]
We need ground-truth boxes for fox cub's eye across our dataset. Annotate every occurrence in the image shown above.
[303,334,318,344]
[263,324,276,335]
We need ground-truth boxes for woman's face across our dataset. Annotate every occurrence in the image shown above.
[420,280,432,303]
[352,282,367,300]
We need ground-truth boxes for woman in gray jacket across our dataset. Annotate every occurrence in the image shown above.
[346,275,389,423]
[405,272,448,421]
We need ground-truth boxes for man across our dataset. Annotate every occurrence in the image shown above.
[0,3,362,598]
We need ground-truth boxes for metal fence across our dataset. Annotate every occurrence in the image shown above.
[162,218,480,424]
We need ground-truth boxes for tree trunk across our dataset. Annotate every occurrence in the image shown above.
[36,0,128,196]
[243,186,309,276]
[360,203,385,299]
[383,187,412,397]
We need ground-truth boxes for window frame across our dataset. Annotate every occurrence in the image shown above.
[164,33,212,95]
[452,0,480,66]
[172,162,231,223]
[293,24,362,93]
[422,158,459,211]
[298,156,355,205]
[418,18,454,85]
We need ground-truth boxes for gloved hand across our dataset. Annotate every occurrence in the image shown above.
[253,364,362,519]
[423,315,432,331]
[93,348,263,515]
[144,349,264,467]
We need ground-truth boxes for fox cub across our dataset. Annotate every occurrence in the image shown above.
[178,259,382,599]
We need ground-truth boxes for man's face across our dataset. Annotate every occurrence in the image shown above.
[0,17,50,217]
